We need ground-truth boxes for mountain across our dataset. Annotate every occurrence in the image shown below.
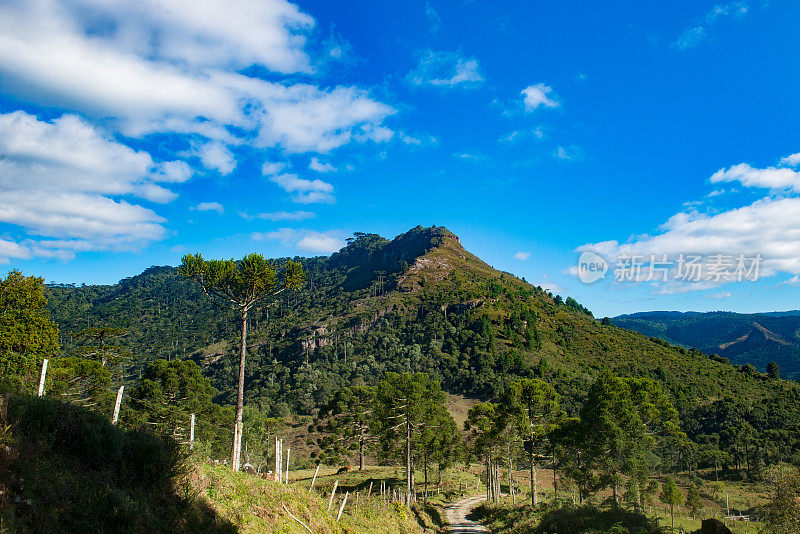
[612,311,800,379]
[44,226,800,462]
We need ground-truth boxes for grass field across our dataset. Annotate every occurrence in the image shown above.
[199,463,427,534]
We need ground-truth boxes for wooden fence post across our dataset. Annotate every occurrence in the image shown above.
[285,448,291,483]
[337,491,349,521]
[37,359,48,397]
[275,437,280,482]
[328,480,339,512]
[189,413,195,450]
[310,464,320,492]
[37,358,47,397]
[112,385,124,424]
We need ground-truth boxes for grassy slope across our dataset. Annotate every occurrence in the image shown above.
[198,463,426,534]
[0,395,235,533]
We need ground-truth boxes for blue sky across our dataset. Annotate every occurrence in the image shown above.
[1,0,799,317]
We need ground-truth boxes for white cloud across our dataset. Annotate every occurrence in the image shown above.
[0,111,175,256]
[554,146,582,160]
[0,238,32,263]
[399,132,439,146]
[578,196,800,286]
[513,251,531,261]
[673,1,750,50]
[198,142,236,175]
[309,157,337,173]
[0,0,395,153]
[779,153,800,167]
[252,228,343,253]
[452,152,488,163]
[242,211,315,221]
[425,2,441,34]
[705,291,732,299]
[194,202,224,214]
[406,50,484,89]
[711,163,800,192]
[674,27,707,50]
[269,174,335,204]
[262,161,289,176]
[0,0,399,262]
[521,84,559,111]
[498,128,544,144]
[780,275,800,286]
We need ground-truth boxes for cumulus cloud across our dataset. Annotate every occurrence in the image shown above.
[197,142,236,175]
[194,202,224,214]
[0,0,398,262]
[0,238,32,263]
[0,0,395,151]
[309,157,337,173]
[521,84,559,111]
[262,161,289,176]
[406,50,484,89]
[779,153,800,167]
[269,174,335,204]
[711,163,800,192]
[0,110,179,258]
[251,228,343,253]
[513,251,531,261]
[576,195,800,290]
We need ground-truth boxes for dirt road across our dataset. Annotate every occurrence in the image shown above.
[444,495,489,533]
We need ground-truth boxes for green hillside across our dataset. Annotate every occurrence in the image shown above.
[44,226,800,467]
[612,311,800,379]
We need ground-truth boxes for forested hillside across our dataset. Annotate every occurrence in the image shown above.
[45,226,800,468]
[613,311,800,379]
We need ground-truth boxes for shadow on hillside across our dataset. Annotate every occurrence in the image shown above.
[534,504,664,534]
[0,395,237,533]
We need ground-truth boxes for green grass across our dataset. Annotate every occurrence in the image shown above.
[199,463,424,534]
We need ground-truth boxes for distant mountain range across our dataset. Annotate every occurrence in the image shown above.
[612,311,800,379]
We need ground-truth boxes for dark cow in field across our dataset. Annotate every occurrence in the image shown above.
[698,519,733,534]
[335,465,352,475]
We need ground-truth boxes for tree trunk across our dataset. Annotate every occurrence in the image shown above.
[530,449,537,506]
[230,308,248,471]
[359,426,365,471]
[508,444,515,505]
[424,453,429,502]
[406,416,413,498]
[553,460,557,504]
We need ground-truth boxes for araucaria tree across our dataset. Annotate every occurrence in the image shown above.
[374,372,449,502]
[314,385,376,470]
[501,378,563,506]
[179,253,305,471]
[660,475,683,532]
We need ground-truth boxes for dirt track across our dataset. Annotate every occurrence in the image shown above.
[444,495,489,533]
